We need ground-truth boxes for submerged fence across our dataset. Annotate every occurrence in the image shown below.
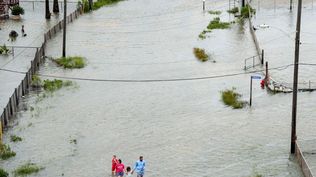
[0,6,83,133]
[295,142,315,177]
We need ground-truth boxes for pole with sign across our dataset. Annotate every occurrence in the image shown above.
[250,75,261,106]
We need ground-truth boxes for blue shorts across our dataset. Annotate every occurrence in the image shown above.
[116,172,124,176]
[137,173,144,177]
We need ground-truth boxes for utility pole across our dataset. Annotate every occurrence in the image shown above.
[45,0,51,19]
[290,0,293,11]
[291,0,302,154]
[62,0,67,57]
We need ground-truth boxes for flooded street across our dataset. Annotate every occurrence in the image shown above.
[1,0,316,176]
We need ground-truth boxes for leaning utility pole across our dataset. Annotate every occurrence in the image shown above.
[291,0,302,154]
[62,0,67,57]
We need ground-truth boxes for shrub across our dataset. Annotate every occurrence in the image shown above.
[0,45,10,55]
[43,79,73,92]
[31,75,42,88]
[81,0,90,13]
[93,0,122,11]
[10,135,23,142]
[227,7,239,14]
[54,56,85,69]
[207,17,230,30]
[11,5,25,15]
[208,10,221,15]
[0,144,16,160]
[14,163,43,176]
[0,168,8,177]
[221,88,246,109]
[240,4,255,18]
[193,48,209,62]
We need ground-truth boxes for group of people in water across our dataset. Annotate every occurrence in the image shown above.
[112,155,146,177]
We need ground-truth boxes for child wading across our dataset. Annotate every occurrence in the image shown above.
[126,166,132,177]
[112,155,119,175]
[115,159,125,177]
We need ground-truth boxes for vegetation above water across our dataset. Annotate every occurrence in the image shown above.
[31,75,73,92]
[53,56,85,69]
[199,17,231,39]
[0,144,16,160]
[207,17,230,30]
[93,0,122,10]
[208,10,221,15]
[10,135,23,142]
[43,79,73,92]
[81,0,123,12]
[240,4,255,18]
[227,7,239,14]
[193,48,209,62]
[0,168,8,177]
[31,75,42,88]
[221,88,246,109]
[14,163,43,177]
[11,5,25,16]
[0,45,10,55]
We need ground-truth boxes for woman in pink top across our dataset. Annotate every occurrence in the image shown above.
[115,159,125,177]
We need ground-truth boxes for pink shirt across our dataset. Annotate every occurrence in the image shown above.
[115,163,125,173]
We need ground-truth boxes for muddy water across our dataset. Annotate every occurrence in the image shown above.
[252,0,316,86]
[1,0,315,176]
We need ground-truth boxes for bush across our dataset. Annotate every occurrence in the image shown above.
[208,10,221,15]
[193,48,209,62]
[10,135,23,142]
[43,79,73,92]
[240,4,255,18]
[54,56,85,69]
[11,5,25,15]
[207,17,230,30]
[14,163,43,176]
[0,168,8,177]
[31,75,42,88]
[93,0,122,11]
[227,7,239,14]
[221,88,246,109]
[0,45,10,55]
[0,144,16,160]
[81,0,90,13]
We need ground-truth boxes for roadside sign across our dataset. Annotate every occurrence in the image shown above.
[251,76,261,80]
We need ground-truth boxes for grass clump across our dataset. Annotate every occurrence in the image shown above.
[0,44,10,55]
[193,48,209,62]
[31,74,42,88]
[43,79,72,92]
[10,135,23,142]
[0,144,16,160]
[208,10,221,15]
[13,163,43,176]
[198,30,211,39]
[54,56,85,69]
[221,88,246,109]
[240,4,255,18]
[92,0,122,11]
[0,168,9,177]
[227,7,239,14]
[207,17,230,30]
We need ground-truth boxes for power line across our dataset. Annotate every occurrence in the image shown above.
[0,63,302,83]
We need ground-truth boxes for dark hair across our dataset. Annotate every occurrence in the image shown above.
[118,159,122,163]
[126,166,131,172]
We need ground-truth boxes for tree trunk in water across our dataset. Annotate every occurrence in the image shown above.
[45,0,51,19]
[53,0,59,13]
